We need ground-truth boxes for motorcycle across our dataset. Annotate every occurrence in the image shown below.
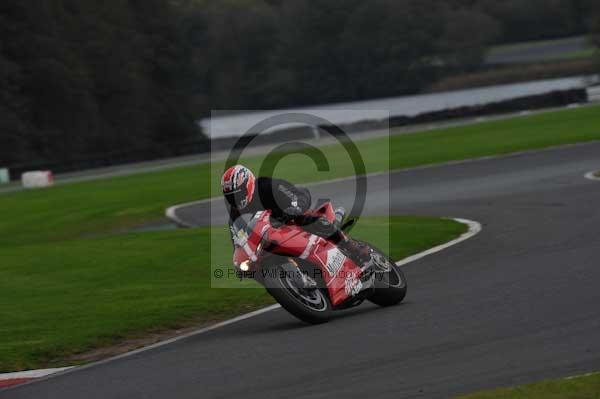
[231,201,407,324]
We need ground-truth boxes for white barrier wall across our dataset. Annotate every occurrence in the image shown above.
[0,168,9,184]
[22,171,54,188]
[587,86,600,103]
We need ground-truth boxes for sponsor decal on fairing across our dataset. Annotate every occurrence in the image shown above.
[325,248,346,277]
[344,272,363,296]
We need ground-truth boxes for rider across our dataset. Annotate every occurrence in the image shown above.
[221,164,369,263]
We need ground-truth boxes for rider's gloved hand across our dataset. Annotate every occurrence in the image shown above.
[282,205,304,221]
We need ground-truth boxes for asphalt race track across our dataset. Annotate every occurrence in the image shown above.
[3,142,600,398]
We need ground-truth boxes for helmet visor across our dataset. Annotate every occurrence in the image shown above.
[224,185,249,209]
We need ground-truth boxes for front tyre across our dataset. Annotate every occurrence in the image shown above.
[368,250,408,307]
[264,263,332,324]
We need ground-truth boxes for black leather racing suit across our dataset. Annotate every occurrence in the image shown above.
[226,177,339,246]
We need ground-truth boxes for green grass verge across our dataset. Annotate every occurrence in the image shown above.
[456,373,600,399]
[488,36,597,61]
[0,216,466,372]
[595,170,600,178]
[489,36,584,52]
[561,48,597,60]
[1,105,599,247]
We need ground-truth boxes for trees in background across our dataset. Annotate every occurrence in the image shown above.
[0,0,200,171]
[0,0,598,171]
[180,0,597,110]
[591,3,600,73]
[474,0,595,43]
[180,0,501,108]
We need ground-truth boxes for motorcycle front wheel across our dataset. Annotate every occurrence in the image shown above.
[366,246,408,307]
[264,263,332,324]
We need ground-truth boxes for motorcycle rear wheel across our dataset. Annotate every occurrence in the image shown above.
[264,263,332,324]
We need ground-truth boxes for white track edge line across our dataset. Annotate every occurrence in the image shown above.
[0,304,283,387]
[0,367,74,381]
[584,170,600,181]
[0,218,480,386]
[395,218,482,267]
[564,371,600,380]
[165,202,200,228]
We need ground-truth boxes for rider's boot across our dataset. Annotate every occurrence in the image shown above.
[330,207,372,267]
[333,207,346,229]
[301,210,373,268]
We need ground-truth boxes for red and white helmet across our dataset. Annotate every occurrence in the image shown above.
[221,164,255,209]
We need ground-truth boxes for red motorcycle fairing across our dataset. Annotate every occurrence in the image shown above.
[232,203,365,307]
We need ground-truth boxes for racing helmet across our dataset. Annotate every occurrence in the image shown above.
[221,164,255,210]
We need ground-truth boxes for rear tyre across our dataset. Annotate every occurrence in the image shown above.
[367,249,408,307]
[264,263,332,324]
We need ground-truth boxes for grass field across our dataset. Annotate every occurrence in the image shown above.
[0,216,466,372]
[1,104,599,372]
[487,36,596,62]
[489,36,585,52]
[456,372,600,399]
[561,48,597,60]
[1,105,599,248]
